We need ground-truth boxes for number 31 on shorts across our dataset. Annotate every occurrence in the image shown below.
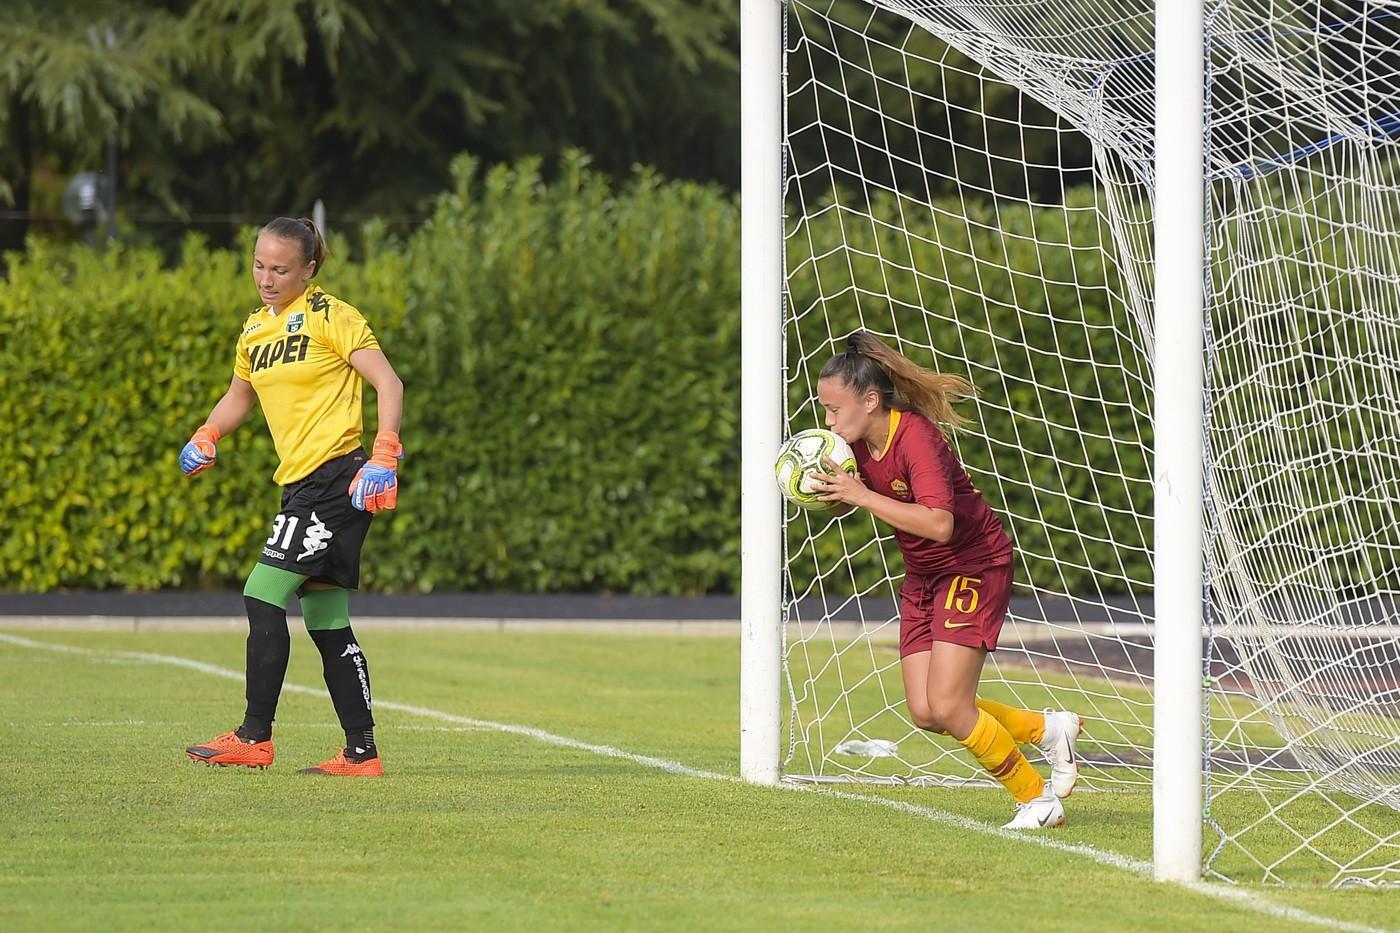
[266,513,300,550]
[944,575,982,615]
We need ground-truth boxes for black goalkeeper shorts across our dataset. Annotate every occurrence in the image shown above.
[256,449,374,589]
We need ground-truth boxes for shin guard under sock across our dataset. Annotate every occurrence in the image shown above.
[240,596,291,741]
[960,709,1044,804]
[975,697,1046,745]
[308,626,376,760]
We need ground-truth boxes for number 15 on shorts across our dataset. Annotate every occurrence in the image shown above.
[944,575,982,615]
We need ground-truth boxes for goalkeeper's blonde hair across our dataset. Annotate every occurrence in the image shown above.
[819,330,976,431]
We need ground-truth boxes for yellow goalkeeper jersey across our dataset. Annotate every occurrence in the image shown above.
[233,286,380,485]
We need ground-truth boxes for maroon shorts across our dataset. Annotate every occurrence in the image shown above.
[897,561,1014,656]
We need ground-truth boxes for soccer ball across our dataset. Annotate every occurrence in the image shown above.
[774,429,857,512]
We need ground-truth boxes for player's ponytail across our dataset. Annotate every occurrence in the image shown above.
[261,216,327,277]
[820,330,976,430]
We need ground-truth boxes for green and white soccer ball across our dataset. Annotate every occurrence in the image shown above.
[773,429,857,512]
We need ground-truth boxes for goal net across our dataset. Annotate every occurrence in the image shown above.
[779,0,1400,886]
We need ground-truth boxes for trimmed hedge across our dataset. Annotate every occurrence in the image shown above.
[6,155,1222,597]
[783,178,1399,600]
[2,153,741,593]
[783,188,1155,599]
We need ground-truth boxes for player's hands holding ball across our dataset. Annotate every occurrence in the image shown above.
[773,429,858,513]
[811,456,869,512]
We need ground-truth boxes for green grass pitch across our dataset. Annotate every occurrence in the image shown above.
[1,628,1394,931]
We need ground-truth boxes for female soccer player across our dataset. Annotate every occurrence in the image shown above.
[179,216,404,778]
[811,331,1081,828]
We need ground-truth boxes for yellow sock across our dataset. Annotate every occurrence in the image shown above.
[976,697,1045,745]
[961,709,1044,804]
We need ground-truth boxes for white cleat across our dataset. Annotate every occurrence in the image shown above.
[1002,784,1066,830]
[1039,709,1083,798]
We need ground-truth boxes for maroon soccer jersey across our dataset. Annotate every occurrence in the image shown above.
[853,409,1013,575]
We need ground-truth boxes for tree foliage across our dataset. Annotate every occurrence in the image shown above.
[0,153,743,594]
[0,0,738,253]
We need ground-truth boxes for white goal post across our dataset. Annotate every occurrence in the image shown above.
[1151,0,1206,884]
[740,0,785,787]
[742,0,1400,888]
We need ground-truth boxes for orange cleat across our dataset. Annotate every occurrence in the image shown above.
[186,731,274,769]
[299,749,384,777]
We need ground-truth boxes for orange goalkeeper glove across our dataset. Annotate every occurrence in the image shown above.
[179,424,221,476]
[348,431,402,512]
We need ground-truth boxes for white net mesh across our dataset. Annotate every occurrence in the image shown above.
[780,0,1400,886]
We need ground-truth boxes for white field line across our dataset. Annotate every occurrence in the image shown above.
[0,632,1384,933]
[13,721,488,733]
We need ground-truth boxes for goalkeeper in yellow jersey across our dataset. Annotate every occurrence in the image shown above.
[180,217,403,777]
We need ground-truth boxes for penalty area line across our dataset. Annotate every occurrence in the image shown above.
[0,632,1379,933]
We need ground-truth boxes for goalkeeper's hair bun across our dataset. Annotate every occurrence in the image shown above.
[262,215,327,277]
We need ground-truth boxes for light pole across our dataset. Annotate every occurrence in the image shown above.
[88,24,119,243]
